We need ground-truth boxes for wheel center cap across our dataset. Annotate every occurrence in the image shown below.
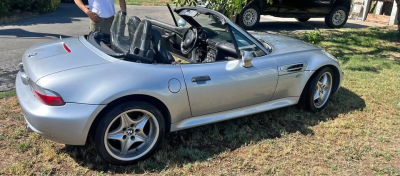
[127,129,133,135]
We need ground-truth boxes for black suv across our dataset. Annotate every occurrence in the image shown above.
[237,0,351,29]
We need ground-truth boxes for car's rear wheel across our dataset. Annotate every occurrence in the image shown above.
[95,101,165,165]
[325,6,348,28]
[300,67,335,112]
[238,5,260,30]
[296,18,310,22]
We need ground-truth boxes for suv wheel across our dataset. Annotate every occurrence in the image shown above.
[325,6,348,28]
[296,18,310,22]
[239,5,260,30]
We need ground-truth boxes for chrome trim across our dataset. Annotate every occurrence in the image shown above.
[170,97,299,131]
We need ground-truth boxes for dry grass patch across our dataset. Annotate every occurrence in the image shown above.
[0,26,399,175]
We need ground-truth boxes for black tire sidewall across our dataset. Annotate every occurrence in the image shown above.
[94,101,165,165]
[239,5,260,30]
[325,6,349,28]
[302,67,335,112]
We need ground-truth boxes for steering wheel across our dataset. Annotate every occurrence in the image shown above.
[181,27,198,55]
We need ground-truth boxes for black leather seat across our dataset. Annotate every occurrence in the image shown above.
[151,28,175,64]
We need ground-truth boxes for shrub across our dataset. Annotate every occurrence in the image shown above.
[0,0,11,17]
[304,28,323,44]
[11,0,34,10]
[32,0,61,14]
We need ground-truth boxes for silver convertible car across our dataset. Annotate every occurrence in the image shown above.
[16,6,343,165]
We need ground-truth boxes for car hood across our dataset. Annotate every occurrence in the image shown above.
[251,33,321,55]
[22,37,111,82]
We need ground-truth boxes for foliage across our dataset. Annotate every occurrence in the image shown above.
[173,0,272,18]
[0,0,60,17]
[11,0,34,10]
[304,28,323,44]
[32,0,61,14]
[0,0,11,17]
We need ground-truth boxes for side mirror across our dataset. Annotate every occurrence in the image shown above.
[242,51,254,68]
[178,18,186,27]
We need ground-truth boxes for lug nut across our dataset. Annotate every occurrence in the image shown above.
[130,136,135,140]
[123,135,127,140]
[122,128,126,131]
[131,124,134,127]
[135,129,140,133]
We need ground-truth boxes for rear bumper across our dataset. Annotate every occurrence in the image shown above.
[16,72,105,145]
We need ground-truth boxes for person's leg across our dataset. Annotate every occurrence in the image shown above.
[90,18,105,32]
[100,16,115,34]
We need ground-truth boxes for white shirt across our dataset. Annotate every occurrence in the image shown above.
[89,0,115,18]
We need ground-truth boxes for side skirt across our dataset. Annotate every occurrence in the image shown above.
[170,97,299,132]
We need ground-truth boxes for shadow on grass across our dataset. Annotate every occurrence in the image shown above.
[61,87,365,173]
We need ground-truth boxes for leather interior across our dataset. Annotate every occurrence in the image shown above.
[152,28,175,64]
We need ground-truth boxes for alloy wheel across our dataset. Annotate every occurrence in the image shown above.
[104,109,159,161]
[242,8,258,27]
[313,72,333,108]
[332,10,346,26]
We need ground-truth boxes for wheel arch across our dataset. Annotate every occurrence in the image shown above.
[87,94,172,144]
[299,64,342,105]
[333,0,351,11]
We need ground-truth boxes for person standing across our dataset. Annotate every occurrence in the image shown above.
[74,0,126,34]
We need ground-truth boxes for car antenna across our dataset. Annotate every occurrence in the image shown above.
[60,35,62,40]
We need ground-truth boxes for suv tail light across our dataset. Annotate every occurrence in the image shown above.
[29,80,65,106]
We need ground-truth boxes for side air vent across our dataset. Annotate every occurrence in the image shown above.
[278,62,307,75]
[286,64,304,72]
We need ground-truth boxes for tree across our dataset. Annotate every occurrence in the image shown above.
[396,0,399,31]
[173,0,272,21]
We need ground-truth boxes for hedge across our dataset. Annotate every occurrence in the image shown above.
[0,0,61,17]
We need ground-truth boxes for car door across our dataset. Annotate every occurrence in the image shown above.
[180,27,278,117]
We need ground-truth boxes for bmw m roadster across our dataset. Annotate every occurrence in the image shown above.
[16,6,343,165]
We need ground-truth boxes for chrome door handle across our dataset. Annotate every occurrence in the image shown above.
[191,76,211,82]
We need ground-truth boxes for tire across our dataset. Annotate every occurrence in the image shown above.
[296,18,310,22]
[325,6,349,28]
[95,101,165,165]
[300,67,335,112]
[238,5,260,30]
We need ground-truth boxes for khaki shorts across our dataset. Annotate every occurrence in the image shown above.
[90,16,115,34]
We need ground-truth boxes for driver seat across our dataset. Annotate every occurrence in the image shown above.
[152,28,175,64]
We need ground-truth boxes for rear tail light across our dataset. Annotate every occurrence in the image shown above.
[29,80,65,106]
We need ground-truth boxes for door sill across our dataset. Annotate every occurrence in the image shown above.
[170,97,299,132]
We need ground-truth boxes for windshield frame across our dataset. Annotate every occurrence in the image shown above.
[175,7,271,57]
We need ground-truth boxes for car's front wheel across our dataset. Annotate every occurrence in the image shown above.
[238,5,260,30]
[325,6,349,28]
[95,101,165,165]
[300,67,335,112]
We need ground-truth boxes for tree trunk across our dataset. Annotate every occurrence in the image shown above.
[397,0,400,31]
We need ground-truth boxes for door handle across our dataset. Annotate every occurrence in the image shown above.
[191,76,211,82]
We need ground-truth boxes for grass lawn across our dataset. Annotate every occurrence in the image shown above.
[0,27,399,175]
[116,0,172,6]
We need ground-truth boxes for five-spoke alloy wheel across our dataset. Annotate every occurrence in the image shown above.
[300,67,335,112]
[95,101,165,165]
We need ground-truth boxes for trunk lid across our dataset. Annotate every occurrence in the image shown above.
[22,37,111,82]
